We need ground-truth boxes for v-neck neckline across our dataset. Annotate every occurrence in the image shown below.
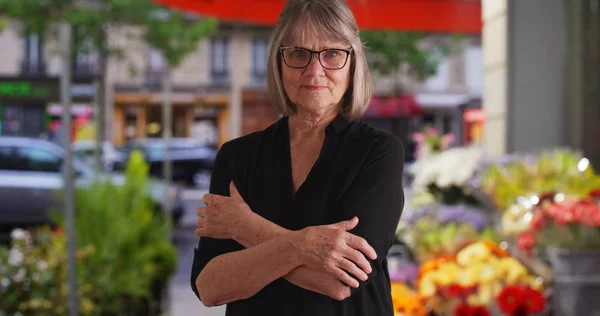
[283,117,328,201]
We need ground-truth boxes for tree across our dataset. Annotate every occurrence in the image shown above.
[360,31,460,95]
[0,0,157,170]
[143,10,218,208]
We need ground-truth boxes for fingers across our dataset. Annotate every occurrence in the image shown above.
[337,257,368,282]
[344,247,372,274]
[332,216,359,231]
[346,235,377,261]
[229,181,243,200]
[202,193,211,205]
[328,265,359,288]
[196,206,206,217]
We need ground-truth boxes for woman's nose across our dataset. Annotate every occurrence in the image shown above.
[305,53,325,75]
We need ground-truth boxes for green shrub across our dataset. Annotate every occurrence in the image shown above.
[51,150,178,315]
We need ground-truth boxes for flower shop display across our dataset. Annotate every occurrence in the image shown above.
[516,191,600,316]
[412,127,456,160]
[417,241,546,316]
[0,227,96,315]
[398,204,499,263]
[475,149,600,211]
[409,146,484,205]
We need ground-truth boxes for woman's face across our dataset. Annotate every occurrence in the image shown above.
[281,29,352,116]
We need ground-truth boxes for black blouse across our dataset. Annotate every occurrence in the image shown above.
[191,115,405,316]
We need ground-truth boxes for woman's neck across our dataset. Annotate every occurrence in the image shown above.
[287,109,337,141]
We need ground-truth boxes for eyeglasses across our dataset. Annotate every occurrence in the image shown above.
[279,46,352,70]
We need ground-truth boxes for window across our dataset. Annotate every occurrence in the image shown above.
[147,48,167,83]
[211,37,230,83]
[16,147,62,173]
[72,27,96,77]
[22,32,46,75]
[252,39,269,82]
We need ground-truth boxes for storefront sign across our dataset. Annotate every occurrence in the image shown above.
[0,78,60,101]
[0,82,51,98]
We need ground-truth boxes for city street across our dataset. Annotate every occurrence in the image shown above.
[169,188,226,316]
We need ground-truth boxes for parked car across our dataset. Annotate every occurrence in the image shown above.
[0,136,184,231]
[115,138,217,188]
[72,140,126,171]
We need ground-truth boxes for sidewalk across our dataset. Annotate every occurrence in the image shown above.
[168,189,226,316]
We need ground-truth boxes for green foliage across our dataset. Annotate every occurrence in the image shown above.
[145,13,218,69]
[0,0,197,68]
[360,31,462,93]
[480,149,600,210]
[0,17,7,33]
[51,150,177,315]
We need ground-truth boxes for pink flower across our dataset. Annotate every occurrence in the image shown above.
[425,127,438,137]
[518,231,536,253]
[412,132,425,143]
[441,133,455,149]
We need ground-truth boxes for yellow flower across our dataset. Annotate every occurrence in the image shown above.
[478,263,497,283]
[457,242,491,266]
[418,273,437,297]
[461,264,483,285]
[434,262,460,286]
[496,257,527,283]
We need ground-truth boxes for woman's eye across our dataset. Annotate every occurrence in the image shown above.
[325,50,339,58]
[293,50,307,57]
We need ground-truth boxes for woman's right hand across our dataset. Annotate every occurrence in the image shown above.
[291,217,377,288]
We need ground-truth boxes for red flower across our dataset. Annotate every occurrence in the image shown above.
[54,226,65,235]
[497,285,523,314]
[529,210,546,230]
[469,306,491,316]
[446,284,467,298]
[517,231,536,252]
[454,303,471,316]
[522,287,545,313]
[547,203,574,225]
[589,188,600,200]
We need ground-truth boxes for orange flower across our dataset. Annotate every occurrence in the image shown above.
[482,240,509,257]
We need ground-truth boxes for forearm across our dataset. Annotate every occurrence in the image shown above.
[196,232,299,306]
[234,213,348,298]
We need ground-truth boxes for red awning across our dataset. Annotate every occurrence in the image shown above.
[153,0,482,34]
[365,94,425,117]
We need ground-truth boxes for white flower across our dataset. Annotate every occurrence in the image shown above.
[410,146,483,193]
[10,229,31,242]
[13,268,26,283]
[0,278,9,288]
[8,248,24,266]
[37,260,49,271]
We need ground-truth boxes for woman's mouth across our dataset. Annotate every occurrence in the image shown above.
[302,85,326,91]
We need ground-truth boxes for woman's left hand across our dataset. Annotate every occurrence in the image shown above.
[195,181,253,240]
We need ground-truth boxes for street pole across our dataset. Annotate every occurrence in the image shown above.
[162,69,173,213]
[60,21,79,316]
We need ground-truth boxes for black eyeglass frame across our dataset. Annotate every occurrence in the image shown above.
[279,46,353,70]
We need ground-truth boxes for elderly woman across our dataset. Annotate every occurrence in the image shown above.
[191,0,404,315]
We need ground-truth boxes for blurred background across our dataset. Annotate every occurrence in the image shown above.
[0,0,599,315]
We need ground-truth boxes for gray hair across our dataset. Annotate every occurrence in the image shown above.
[266,0,373,121]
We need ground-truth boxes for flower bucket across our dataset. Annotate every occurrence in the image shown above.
[547,247,600,316]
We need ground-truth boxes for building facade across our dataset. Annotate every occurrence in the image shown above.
[0,18,483,150]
